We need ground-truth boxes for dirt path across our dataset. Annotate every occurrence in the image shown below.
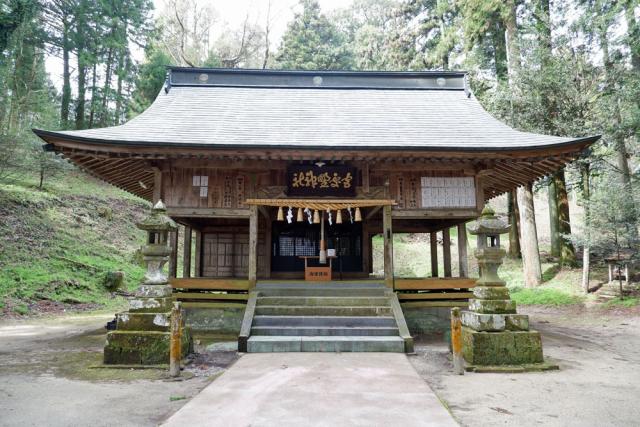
[0,315,230,427]
[409,306,640,427]
[2,306,638,426]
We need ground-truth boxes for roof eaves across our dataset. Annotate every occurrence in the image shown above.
[32,129,601,153]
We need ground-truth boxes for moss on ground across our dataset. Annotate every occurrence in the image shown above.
[0,172,149,316]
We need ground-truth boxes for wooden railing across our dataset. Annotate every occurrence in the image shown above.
[395,278,476,308]
[169,278,250,307]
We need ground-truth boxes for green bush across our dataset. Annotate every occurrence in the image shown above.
[13,304,29,315]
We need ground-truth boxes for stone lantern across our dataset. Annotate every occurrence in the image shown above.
[104,200,189,365]
[461,206,545,368]
[136,200,177,291]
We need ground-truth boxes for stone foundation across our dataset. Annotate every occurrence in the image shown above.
[461,326,543,366]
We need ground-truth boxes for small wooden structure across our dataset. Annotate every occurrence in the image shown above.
[34,68,599,310]
[300,256,336,281]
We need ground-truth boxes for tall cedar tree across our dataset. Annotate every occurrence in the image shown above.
[275,0,354,70]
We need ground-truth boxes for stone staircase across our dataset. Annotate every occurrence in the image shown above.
[239,282,413,353]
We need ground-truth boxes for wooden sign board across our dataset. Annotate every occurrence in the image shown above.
[287,164,356,197]
[421,177,476,208]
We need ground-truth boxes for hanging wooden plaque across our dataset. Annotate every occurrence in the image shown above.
[287,165,357,197]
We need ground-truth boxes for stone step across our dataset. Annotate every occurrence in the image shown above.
[246,336,405,353]
[254,305,393,317]
[252,315,397,328]
[257,288,387,297]
[251,326,399,337]
[256,296,390,306]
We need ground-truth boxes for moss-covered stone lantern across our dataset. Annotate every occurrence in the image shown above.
[461,206,547,368]
[103,200,190,365]
[136,200,177,288]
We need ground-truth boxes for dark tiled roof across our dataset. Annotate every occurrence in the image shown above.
[35,68,598,151]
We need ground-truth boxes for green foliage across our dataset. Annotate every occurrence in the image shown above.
[603,297,640,308]
[510,287,584,306]
[275,0,354,70]
[0,172,148,310]
[130,44,173,115]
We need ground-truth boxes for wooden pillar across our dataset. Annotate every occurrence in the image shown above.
[169,228,179,278]
[457,223,469,278]
[430,232,439,277]
[152,167,162,204]
[443,228,452,278]
[194,229,202,277]
[248,205,258,288]
[383,205,394,288]
[362,224,371,275]
[264,219,272,279]
[183,226,192,278]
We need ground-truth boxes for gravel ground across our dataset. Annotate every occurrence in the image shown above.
[1,306,638,427]
[409,305,640,427]
[0,314,238,427]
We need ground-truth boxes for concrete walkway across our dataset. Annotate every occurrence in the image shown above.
[162,353,458,426]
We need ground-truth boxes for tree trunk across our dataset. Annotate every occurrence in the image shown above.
[74,3,88,130]
[581,163,590,294]
[99,47,114,127]
[507,191,521,258]
[518,183,542,287]
[492,20,508,82]
[504,0,520,77]
[548,178,560,258]
[600,27,638,230]
[555,169,576,265]
[624,1,640,71]
[60,19,71,129]
[88,61,97,128]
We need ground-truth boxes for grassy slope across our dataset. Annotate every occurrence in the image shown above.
[0,171,149,316]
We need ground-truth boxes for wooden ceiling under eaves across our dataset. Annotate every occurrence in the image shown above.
[52,140,591,202]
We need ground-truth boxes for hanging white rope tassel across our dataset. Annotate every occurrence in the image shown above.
[304,208,313,224]
[327,209,332,226]
[286,206,293,224]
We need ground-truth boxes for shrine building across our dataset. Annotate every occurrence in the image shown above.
[34,68,599,353]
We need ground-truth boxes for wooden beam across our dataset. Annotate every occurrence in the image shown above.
[169,278,250,291]
[391,209,480,219]
[383,205,394,289]
[443,228,452,277]
[166,207,251,218]
[153,168,162,203]
[430,232,439,277]
[398,292,474,300]
[169,228,179,278]
[365,205,382,220]
[183,226,192,278]
[457,223,469,278]
[194,230,202,277]
[248,205,258,288]
[395,278,476,290]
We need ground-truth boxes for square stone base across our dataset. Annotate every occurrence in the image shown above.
[104,329,191,365]
[462,326,544,366]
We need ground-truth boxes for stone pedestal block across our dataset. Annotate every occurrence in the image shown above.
[461,327,544,366]
[115,312,171,332]
[104,329,190,365]
[468,299,516,314]
[128,296,174,313]
[461,312,529,332]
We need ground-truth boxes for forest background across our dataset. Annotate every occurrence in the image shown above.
[1,0,639,314]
